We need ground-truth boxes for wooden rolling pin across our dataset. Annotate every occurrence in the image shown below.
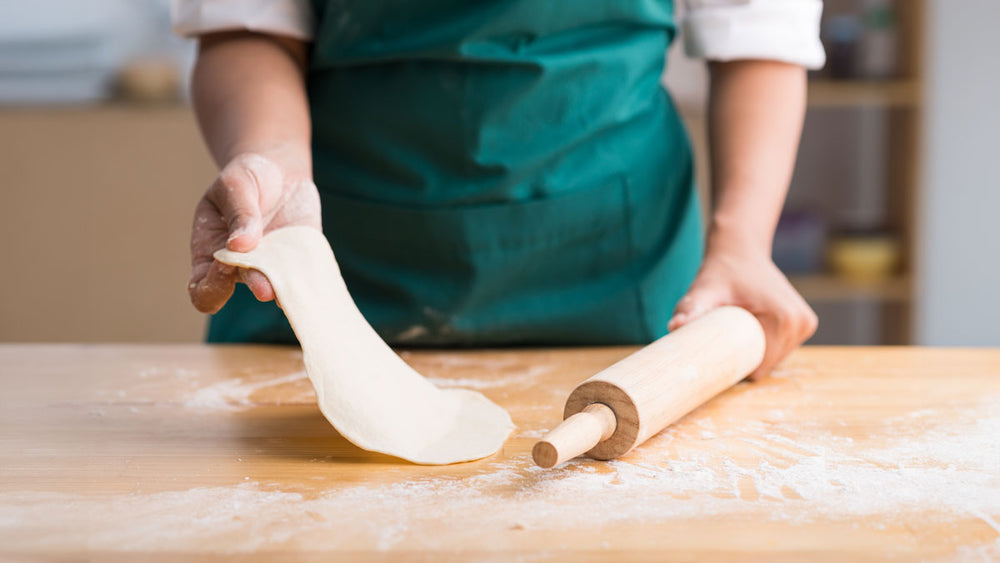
[532,306,766,468]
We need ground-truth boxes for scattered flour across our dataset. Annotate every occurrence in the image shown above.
[426,365,552,390]
[2,399,997,555]
[515,428,550,439]
[6,355,998,555]
[137,366,200,380]
[182,371,308,410]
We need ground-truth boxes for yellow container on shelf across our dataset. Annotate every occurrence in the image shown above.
[827,235,901,282]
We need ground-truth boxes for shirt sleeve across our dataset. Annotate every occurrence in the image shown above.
[171,0,315,41]
[682,0,826,69]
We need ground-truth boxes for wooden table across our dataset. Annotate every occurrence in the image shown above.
[1,345,998,561]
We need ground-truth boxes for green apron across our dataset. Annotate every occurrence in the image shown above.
[208,0,703,346]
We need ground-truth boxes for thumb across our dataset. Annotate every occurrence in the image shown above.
[209,161,271,253]
[226,205,263,252]
[668,284,728,332]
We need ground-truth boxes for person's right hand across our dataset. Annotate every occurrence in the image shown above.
[188,150,321,314]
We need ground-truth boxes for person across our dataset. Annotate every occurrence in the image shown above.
[175,0,822,378]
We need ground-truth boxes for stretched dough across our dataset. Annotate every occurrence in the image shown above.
[215,226,513,464]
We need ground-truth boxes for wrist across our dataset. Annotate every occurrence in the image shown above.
[224,141,312,177]
[705,212,774,262]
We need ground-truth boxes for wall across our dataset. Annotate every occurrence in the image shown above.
[916,0,1000,345]
[0,106,213,342]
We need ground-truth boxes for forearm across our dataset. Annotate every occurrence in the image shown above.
[706,60,807,258]
[192,32,312,171]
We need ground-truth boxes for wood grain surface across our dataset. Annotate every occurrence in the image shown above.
[1,344,998,561]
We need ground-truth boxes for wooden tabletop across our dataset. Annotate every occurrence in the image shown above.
[1,344,998,561]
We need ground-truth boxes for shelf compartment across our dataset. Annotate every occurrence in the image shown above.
[790,274,912,303]
[807,80,921,108]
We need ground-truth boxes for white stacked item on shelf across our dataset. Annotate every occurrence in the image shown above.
[0,0,195,105]
[0,1,125,104]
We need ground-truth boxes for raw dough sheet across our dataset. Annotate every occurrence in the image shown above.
[215,226,513,464]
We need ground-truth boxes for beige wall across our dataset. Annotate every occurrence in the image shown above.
[0,105,215,342]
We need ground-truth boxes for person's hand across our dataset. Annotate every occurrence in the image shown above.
[668,239,818,380]
[188,149,321,314]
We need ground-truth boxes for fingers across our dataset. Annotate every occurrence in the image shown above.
[188,262,275,312]
[668,284,729,332]
[213,171,262,252]
[188,154,294,313]
[208,155,283,253]
[241,269,276,303]
[749,296,818,379]
[188,260,237,314]
[748,320,793,380]
[189,195,235,313]
[667,260,818,380]
[190,154,282,311]
[189,202,275,308]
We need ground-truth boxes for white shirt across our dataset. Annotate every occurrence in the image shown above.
[171,0,825,69]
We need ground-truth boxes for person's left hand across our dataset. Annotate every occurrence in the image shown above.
[667,243,818,380]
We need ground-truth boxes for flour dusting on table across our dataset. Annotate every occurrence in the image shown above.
[2,396,997,553]
[183,371,308,410]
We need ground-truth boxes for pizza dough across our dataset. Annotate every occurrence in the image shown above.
[214,226,513,464]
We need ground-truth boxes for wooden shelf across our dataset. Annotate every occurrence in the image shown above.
[790,274,912,303]
[807,80,921,108]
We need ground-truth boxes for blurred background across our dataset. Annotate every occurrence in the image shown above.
[0,0,997,346]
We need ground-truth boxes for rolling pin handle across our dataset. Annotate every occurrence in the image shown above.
[532,403,617,468]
